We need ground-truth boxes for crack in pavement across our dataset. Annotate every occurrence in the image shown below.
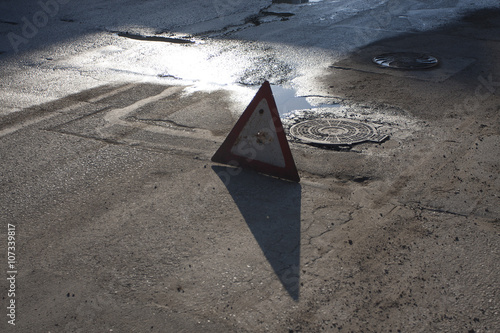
[115,31,195,44]
[193,5,294,39]
[412,204,469,217]
[126,116,197,130]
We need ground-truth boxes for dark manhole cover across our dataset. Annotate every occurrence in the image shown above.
[372,52,438,70]
[289,118,388,146]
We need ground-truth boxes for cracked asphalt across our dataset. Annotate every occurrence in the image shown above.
[1,1,500,332]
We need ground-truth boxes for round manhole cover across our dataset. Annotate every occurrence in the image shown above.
[372,52,438,70]
[289,118,387,146]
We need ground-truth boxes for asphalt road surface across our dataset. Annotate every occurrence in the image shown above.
[1,1,499,332]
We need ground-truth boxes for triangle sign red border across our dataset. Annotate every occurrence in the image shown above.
[212,81,300,182]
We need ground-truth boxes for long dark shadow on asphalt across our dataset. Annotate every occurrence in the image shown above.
[212,166,302,301]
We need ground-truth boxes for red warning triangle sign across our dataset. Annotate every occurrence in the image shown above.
[212,81,300,182]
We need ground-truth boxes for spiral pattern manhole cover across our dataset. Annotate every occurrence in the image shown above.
[289,118,388,146]
[372,52,439,70]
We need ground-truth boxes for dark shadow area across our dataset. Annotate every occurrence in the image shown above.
[213,165,302,301]
[331,7,500,73]
[321,7,500,120]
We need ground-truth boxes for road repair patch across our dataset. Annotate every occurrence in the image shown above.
[331,45,475,82]
[45,83,237,156]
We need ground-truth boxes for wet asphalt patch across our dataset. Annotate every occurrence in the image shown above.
[238,54,294,86]
[245,11,295,26]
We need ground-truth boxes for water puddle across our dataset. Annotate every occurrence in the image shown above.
[271,85,339,116]
[271,85,312,116]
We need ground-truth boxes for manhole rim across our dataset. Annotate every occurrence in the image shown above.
[372,52,439,70]
[289,118,388,146]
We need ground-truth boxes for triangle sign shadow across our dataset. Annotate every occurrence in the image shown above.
[212,81,300,182]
